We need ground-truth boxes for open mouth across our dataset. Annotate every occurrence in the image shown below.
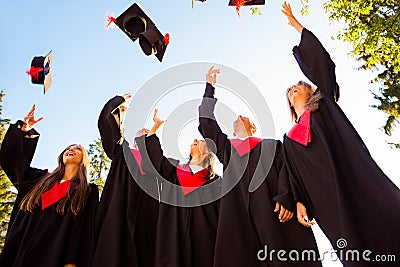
[66,152,75,157]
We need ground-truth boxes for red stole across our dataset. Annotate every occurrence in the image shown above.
[176,164,209,195]
[287,110,312,146]
[41,180,71,210]
[131,148,145,175]
[229,137,263,156]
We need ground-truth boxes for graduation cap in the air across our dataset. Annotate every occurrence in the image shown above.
[26,50,53,94]
[192,0,206,8]
[106,3,169,62]
[228,0,265,16]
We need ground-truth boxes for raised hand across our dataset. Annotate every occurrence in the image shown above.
[206,66,221,87]
[281,2,304,33]
[136,128,149,138]
[122,93,132,101]
[148,109,166,136]
[22,104,43,132]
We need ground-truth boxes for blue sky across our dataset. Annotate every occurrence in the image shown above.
[1,0,398,180]
[1,1,399,265]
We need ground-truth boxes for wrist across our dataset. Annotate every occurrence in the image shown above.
[21,123,32,132]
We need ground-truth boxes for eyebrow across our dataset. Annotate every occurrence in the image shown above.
[67,145,81,150]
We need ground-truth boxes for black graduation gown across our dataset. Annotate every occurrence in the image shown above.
[136,134,221,267]
[198,84,322,267]
[283,28,400,266]
[92,96,159,267]
[0,122,99,267]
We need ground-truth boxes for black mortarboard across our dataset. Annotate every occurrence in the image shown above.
[109,3,169,62]
[228,0,265,6]
[228,0,265,16]
[192,0,206,8]
[26,50,53,94]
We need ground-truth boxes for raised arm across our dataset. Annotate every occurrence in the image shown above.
[198,67,230,164]
[282,2,339,101]
[135,134,177,182]
[135,110,177,181]
[0,105,44,188]
[98,94,131,159]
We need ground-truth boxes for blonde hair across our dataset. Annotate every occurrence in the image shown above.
[20,144,90,216]
[188,147,216,179]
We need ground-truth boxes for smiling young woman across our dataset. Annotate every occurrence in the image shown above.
[281,2,400,265]
[135,109,221,267]
[0,105,98,267]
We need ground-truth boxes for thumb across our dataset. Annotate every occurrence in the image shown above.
[274,202,280,213]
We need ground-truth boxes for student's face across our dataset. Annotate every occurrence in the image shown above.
[190,139,208,157]
[233,115,255,136]
[287,81,309,107]
[63,145,84,165]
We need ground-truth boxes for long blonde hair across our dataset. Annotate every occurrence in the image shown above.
[188,149,216,179]
[287,81,323,122]
[20,144,90,216]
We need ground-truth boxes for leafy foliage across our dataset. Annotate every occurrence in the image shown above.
[323,0,399,146]
[250,7,263,16]
[88,138,110,195]
[300,0,310,16]
[0,91,15,252]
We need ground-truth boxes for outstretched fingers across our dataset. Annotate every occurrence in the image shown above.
[206,66,221,86]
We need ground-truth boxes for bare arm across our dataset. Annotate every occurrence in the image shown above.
[281,2,304,34]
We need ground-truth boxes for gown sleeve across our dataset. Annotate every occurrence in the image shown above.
[293,28,340,101]
[98,96,127,159]
[135,134,178,182]
[198,83,230,163]
[271,141,295,212]
[64,184,99,266]
[0,121,46,191]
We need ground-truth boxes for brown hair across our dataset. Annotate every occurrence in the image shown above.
[287,81,323,122]
[20,144,90,216]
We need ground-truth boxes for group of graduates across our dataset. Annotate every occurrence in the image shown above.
[1,3,399,267]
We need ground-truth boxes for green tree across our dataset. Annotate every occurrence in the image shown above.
[88,138,111,195]
[0,91,15,252]
[322,0,399,147]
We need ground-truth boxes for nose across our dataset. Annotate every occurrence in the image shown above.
[238,115,242,119]
[194,139,198,143]
[67,146,78,152]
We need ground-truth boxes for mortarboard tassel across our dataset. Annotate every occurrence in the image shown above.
[233,0,250,17]
[163,33,170,45]
[26,67,44,80]
[105,12,117,30]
